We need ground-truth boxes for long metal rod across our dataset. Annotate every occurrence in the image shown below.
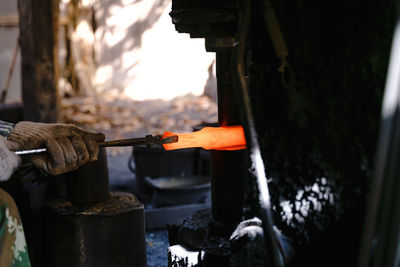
[231,0,284,266]
[15,135,178,155]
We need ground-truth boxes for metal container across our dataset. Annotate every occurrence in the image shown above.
[132,146,199,195]
[144,175,211,207]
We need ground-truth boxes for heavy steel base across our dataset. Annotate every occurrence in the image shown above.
[46,192,146,267]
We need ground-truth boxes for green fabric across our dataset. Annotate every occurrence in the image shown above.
[0,121,14,139]
[0,189,30,267]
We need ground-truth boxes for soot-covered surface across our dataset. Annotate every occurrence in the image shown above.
[248,0,399,265]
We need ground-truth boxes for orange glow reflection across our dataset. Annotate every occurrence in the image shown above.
[163,126,246,151]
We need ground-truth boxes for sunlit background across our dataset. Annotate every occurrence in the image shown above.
[92,0,216,100]
[1,0,218,142]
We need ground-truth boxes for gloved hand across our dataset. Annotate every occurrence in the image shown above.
[0,137,21,181]
[4,121,105,176]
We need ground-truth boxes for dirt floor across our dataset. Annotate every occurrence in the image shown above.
[146,230,169,267]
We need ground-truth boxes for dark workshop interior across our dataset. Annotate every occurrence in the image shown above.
[0,0,400,266]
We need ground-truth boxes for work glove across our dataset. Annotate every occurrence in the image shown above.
[0,137,21,181]
[4,121,105,176]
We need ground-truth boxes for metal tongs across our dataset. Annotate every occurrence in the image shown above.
[15,135,179,155]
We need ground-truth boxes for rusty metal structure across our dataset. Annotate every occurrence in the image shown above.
[46,148,147,267]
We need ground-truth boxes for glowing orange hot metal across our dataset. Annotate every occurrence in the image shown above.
[162,126,246,151]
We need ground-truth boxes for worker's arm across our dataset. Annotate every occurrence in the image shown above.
[3,121,105,176]
[0,136,20,181]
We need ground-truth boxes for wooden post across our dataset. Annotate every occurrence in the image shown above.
[17,0,60,122]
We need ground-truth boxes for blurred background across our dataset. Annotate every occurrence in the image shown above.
[0,0,218,141]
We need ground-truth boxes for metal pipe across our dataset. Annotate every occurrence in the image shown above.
[15,135,178,155]
[211,52,246,228]
[358,17,400,267]
[230,0,284,266]
[202,51,247,266]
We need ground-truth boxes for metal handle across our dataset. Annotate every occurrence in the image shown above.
[14,135,178,155]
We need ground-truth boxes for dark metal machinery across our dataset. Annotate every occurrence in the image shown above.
[171,0,400,266]
[169,0,284,266]
[45,148,147,267]
[203,49,247,265]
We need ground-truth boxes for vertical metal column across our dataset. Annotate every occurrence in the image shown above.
[211,52,246,228]
[203,50,247,265]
